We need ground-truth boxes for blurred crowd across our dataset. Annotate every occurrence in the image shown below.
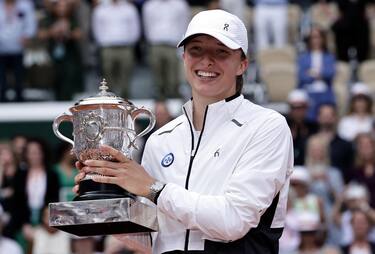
[2,0,375,103]
[2,0,375,254]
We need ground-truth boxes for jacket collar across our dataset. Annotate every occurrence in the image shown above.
[182,93,244,129]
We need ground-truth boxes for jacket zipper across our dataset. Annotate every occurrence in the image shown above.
[182,106,209,253]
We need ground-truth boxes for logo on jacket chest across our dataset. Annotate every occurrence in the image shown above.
[161,153,174,167]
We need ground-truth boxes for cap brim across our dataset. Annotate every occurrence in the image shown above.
[177,30,241,51]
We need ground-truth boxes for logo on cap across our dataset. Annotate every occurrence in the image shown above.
[161,153,174,167]
[223,23,229,31]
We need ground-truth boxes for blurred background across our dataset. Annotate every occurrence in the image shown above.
[2,0,375,253]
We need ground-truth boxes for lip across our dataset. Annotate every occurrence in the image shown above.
[194,70,220,80]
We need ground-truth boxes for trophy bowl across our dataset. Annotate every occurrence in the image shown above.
[53,79,155,200]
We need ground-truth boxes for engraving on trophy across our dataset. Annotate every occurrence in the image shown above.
[81,112,104,142]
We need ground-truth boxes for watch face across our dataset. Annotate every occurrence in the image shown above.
[152,181,165,192]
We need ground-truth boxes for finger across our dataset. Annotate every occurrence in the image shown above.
[92,174,118,185]
[75,161,84,170]
[99,145,129,162]
[84,159,125,169]
[72,184,79,194]
[83,166,121,177]
[74,172,86,184]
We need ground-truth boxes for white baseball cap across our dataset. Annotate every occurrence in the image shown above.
[287,89,309,104]
[351,82,371,96]
[290,166,311,185]
[177,9,248,55]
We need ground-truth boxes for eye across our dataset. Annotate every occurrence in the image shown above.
[216,49,230,58]
[187,46,202,56]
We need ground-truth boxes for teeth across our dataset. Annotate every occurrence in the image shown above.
[197,71,218,77]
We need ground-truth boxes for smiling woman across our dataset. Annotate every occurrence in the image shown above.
[74,9,293,254]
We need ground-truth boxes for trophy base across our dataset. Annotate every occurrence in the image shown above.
[49,197,158,236]
[77,179,135,201]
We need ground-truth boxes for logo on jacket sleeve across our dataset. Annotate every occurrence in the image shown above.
[161,153,174,167]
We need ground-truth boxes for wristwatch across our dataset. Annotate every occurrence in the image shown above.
[148,180,166,204]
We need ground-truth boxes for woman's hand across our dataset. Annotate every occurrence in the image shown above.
[73,161,85,194]
[74,145,155,198]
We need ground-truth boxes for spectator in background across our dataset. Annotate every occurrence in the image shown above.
[338,83,373,142]
[286,89,318,165]
[10,134,27,170]
[289,166,325,226]
[332,0,374,62]
[92,0,141,99]
[347,133,375,207]
[254,0,288,50]
[219,0,246,22]
[38,0,83,101]
[0,143,20,238]
[0,0,36,102]
[304,135,344,216]
[142,0,190,99]
[53,142,78,201]
[316,103,354,180]
[341,210,375,254]
[12,138,59,250]
[332,183,375,246]
[290,211,341,254]
[0,204,22,254]
[297,27,336,122]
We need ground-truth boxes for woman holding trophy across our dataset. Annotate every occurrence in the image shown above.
[74,10,293,254]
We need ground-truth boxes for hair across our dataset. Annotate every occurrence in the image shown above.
[305,134,331,167]
[305,26,329,52]
[236,52,247,93]
[354,132,375,168]
[24,137,51,169]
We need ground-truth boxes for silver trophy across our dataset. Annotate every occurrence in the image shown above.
[49,79,158,236]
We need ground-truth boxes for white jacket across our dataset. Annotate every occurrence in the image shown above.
[142,94,294,253]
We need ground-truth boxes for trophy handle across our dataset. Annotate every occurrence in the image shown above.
[130,107,156,149]
[52,113,74,146]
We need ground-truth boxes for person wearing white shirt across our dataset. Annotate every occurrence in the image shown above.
[143,0,190,99]
[338,84,374,142]
[0,0,36,102]
[92,0,141,98]
[254,0,288,50]
[75,10,293,253]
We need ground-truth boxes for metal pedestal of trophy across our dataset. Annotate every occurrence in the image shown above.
[49,197,158,236]
[50,79,157,236]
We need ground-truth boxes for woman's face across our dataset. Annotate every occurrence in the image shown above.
[0,147,14,166]
[183,35,248,102]
[308,140,326,162]
[352,96,369,114]
[309,28,323,51]
[357,135,374,160]
[26,142,44,166]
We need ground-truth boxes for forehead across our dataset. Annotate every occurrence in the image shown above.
[185,34,229,48]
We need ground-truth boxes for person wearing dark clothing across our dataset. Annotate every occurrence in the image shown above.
[332,0,375,62]
[316,103,354,180]
[286,89,319,165]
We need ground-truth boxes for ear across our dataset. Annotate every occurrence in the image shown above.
[236,58,249,76]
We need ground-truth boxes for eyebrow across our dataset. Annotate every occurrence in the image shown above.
[189,39,227,48]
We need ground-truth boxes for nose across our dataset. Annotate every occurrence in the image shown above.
[200,53,214,67]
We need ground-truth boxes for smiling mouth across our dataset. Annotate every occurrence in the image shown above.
[195,70,219,79]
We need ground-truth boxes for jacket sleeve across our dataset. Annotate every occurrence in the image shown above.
[320,53,336,86]
[152,115,294,242]
[297,53,314,87]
